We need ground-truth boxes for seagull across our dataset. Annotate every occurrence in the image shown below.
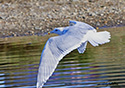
[36,20,111,88]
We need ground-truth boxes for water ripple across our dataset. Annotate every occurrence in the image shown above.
[0,39,125,88]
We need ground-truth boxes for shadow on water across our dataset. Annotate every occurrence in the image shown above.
[0,27,125,88]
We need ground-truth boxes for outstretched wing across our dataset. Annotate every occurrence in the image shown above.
[37,22,96,88]
[36,31,87,88]
[37,34,83,88]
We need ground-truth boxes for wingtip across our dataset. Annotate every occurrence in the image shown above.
[36,82,44,88]
[69,20,77,24]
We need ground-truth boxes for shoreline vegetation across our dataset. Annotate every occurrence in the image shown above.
[0,26,124,44]
[0,0,124,37]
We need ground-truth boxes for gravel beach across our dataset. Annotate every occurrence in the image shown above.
[0,0,124,37]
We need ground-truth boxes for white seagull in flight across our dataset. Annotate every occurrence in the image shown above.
[36,20,111,88]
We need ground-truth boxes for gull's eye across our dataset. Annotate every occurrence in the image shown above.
[55,29,58,31]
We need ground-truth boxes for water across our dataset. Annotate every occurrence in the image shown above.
[0,28,125,88]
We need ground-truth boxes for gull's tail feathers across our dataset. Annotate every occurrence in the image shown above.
[86,30,111,47]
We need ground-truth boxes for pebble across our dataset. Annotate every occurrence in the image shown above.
[0,0,124,37]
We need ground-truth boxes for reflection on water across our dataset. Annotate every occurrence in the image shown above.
[0,29,125,88]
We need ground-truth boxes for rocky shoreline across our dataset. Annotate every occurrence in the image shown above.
[0,0,124,38]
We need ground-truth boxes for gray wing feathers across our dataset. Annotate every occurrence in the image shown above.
[37,39,60,88]
[77,42,87,53]
[37,33,83,88]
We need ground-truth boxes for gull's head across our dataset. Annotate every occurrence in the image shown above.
[50,27,65,35]
[49,20,78,35]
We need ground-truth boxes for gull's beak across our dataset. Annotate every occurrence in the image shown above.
[48,31,54,35]
[48,32,50,35]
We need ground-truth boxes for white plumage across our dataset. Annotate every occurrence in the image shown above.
[36,21,111,88]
